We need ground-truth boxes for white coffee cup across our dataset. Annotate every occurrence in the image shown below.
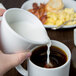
[16,40,71,76]
[1,8,50,54]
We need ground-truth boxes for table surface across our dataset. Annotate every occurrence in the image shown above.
[0,0,76,76]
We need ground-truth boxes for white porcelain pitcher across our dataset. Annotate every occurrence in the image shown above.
[1,8,50,54]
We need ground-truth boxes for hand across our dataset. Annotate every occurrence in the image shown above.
[0,50,31,76]
[0,8,32,76]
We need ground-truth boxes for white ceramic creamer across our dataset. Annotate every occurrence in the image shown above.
[1,8,50,54]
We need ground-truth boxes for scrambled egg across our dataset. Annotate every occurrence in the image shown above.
[45,8,76,26]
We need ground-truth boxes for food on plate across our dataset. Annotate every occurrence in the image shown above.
[28,3,47,24]
[28,0,76,26]
[45,8,76,26]
[45,0,64,13]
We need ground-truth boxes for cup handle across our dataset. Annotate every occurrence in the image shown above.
[16,65,28,76]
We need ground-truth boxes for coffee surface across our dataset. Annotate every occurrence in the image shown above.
[30,45,67,68]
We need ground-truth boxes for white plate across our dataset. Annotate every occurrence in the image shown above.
[21,0,76,29]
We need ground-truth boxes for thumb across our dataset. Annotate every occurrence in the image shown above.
[8,51,32,67]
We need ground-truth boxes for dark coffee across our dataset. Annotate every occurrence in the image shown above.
[30,45,67,68]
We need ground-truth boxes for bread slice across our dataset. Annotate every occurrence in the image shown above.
[46,0,64,12]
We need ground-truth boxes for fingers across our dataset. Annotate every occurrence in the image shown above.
[0,51,31,75]
[0,50,32,67]
[7,51,32,67]
[0,8,6,16]
[13,51,32,66]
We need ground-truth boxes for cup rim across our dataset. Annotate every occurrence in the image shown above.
[2,8,49,45]
[29,40,71,70]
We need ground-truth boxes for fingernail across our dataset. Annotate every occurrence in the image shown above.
[26,52,32,58]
